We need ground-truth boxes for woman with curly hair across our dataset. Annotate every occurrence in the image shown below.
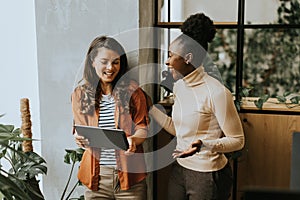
[149,13,245,200]
[71,36,148,199]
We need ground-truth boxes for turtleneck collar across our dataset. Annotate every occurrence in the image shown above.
[182,66,206,87]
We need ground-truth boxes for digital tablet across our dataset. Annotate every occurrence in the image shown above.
[74,125,129,150]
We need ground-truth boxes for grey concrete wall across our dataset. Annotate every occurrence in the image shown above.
[34,0,139,199]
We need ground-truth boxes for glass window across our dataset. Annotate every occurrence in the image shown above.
[158,28,181,98]
[245,0,300,24]
[209,29,238,93]
[245,0,280,24]
[155,0,300,103]
[158,28,238,97]
[243,28,300,96]
[158,0,238,23]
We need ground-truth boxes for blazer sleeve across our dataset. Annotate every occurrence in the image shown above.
[130,87,149,132]
[71,87,86,126]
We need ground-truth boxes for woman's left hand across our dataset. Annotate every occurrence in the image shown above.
[125,136,137,155]
[172,139,202,158]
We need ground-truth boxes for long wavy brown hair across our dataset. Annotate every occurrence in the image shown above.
[78,36,130,114]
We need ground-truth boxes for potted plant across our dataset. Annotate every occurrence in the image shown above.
[0,119,47,199]
[0,98,47,200]
[60,147,85,200]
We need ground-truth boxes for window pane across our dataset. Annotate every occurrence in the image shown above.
[209,29,238,93]
[159,29,181,98]
[243,28,300,97]
[245,0,300,24]
[157,0,167,22]
[158,28,238,98]
[159,0,238,22]
[159,29,181,71]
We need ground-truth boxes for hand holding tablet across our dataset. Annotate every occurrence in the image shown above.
[74,125,129,150]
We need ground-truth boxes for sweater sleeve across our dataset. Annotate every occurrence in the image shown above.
[149,105,176,136]
[201,88,245,153]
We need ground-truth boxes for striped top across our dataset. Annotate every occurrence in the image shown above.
[99,94,117,166]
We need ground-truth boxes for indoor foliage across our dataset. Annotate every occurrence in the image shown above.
[0,120,47,200]
[61,148,85,200]
[209,0,300,104]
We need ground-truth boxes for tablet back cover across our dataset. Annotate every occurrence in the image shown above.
[74,125,129,150]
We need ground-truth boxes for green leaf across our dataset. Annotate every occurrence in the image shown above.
[26,151,47,164]
[12,128,21,134]
[283,91,292,97]
[65,149,74,153]
[234,101,241,112]
[64,153,71,164]
[75,148,85,154]
[12,152,47,180]
[0,131,25,143]
[64,148,85,164]
[26,165,48,179]
[0,173,31,200]
[0,124,15,133]
[23,178,45,200]
[240,87,253,97]
[276,95,286,103]
[290,96,300,104]
[70,151,77,163]
[254,98,264,109]
[261,94,270,102]
[0,133,15,141]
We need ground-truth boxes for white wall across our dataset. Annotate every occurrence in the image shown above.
[0,0,144,199]
[0,1,41,154]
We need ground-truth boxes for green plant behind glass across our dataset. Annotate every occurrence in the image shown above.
[209,0,300,100]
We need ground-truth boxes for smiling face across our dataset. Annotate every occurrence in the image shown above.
[92,47,121,87]
[166,39,195,81]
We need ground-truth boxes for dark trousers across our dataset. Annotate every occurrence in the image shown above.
[168,161,233,200]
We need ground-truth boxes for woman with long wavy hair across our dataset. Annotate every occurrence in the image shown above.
[71,36,148,200]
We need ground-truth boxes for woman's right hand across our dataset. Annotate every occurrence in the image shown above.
[74,132,89,148]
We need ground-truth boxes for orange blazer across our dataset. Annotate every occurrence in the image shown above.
[71,80,148,191]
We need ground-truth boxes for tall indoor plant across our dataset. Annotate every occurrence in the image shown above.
[0,98,47,199]
[0,120,47,199]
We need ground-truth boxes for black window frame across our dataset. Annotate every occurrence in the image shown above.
[153,0,300,112]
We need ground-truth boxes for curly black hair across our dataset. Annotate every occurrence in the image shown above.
[180,13,216,51]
